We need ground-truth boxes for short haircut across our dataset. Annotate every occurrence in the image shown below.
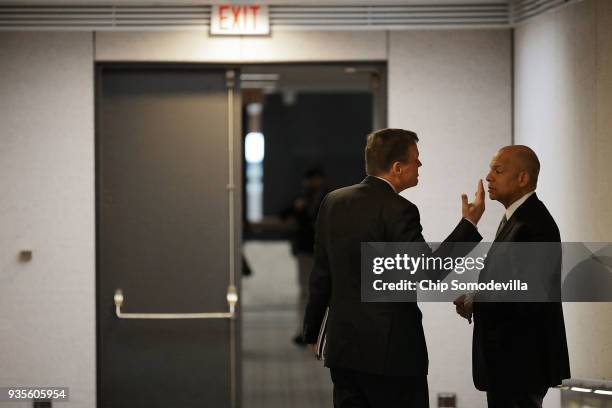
[501,145,540,188]
[514,145,540,188]
[365,128,419,175]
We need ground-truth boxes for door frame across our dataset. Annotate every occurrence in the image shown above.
[94,62,243,408]
[94,61,388,408]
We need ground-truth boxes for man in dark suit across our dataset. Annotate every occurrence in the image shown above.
[302,128,485,408]
[455,145,571,408]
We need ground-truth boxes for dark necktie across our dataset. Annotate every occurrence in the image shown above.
[495,215,508,239]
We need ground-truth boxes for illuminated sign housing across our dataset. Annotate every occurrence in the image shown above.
[210,5,270,36]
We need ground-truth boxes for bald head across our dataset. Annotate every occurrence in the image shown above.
[498,145,540,189]
[486,145,541,208]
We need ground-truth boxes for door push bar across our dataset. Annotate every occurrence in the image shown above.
[113,285,238,320]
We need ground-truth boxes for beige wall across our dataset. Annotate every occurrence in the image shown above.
[2,12,610,406]
[1,27,513,408]
[389,29,512,408]
[0,32,96,408]
[98,28,514,407]
[95,30,386,62]
[514,0,612,381]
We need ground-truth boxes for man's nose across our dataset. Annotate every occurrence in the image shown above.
[418,160,422,167]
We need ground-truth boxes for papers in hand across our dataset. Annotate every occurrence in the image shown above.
[315,307,329,361]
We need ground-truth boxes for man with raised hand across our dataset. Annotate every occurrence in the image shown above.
[303,128,485,408]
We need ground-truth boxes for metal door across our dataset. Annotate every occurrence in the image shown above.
[96,66,241,408]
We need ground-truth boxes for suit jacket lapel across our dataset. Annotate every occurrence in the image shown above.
[495,193,540,243]
[484,213,518,263]
[494,215,516,243]
[486,194,539,261]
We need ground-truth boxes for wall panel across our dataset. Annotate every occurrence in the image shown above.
[389,28,512,408]
[95,30,386,62]
[514,0,612,382]
[0,32,95,408]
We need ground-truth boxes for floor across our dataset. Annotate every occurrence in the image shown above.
[242,241,333,408]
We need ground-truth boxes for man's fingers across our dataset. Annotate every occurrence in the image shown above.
[461,193,468,208]
[476,179,484,200]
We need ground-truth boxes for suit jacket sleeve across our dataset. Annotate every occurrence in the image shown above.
[387,199,481,243]
[386,199,483,281]
[302,195,331,343]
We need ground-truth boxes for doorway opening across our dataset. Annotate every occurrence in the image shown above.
[240,63,386,407]
[95,62,385,408]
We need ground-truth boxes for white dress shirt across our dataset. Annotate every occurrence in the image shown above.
[463,190,536,311]
[505,191,535,221]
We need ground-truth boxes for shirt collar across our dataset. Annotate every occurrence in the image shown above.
[505,191,535,220]
[373,176,397,193]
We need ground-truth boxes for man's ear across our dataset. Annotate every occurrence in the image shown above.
[518,171,530,187]
[391,161,402,174]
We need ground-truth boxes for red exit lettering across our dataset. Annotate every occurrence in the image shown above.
[218,5,262,31]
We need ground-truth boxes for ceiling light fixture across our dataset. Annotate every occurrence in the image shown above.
[594,390,612,396]
[240,74,280,81]
[570,387,593,393]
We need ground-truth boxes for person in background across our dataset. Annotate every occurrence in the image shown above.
[282,168,326,346]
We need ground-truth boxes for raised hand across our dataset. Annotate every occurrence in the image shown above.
[462,179,485,225]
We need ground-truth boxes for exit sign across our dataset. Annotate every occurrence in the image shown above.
[210,5,270,36]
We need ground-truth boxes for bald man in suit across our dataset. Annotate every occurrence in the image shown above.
[455,146,570,408]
